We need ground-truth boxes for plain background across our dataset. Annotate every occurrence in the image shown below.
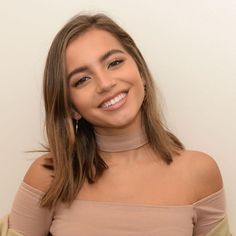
[0,0,235,233]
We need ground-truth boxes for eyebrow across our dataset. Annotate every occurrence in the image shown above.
[67,49,125,81]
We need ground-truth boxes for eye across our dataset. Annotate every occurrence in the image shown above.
[73,76,90,87]
[108,59,124,69]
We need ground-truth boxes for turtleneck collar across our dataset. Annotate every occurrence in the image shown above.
[94,127,149,152]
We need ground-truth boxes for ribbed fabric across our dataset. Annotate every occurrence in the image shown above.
[9,182,225,236]
[9,182,53,236]
[193,188,226,235]
[94,127,148,152]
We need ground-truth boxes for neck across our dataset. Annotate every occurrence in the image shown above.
[94,125,148,153]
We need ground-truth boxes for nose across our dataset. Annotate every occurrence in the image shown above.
[95,70,117,94]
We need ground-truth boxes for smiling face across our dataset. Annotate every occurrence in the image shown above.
[66,28,145,135]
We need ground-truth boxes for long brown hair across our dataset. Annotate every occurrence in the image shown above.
[41,13,185,209]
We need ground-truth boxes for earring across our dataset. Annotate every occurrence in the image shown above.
[75,120,79,133]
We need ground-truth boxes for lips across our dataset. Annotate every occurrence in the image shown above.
[98,91,128,108]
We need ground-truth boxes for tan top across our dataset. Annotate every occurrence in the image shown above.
[9,128,226,235]
[9,181,225,236]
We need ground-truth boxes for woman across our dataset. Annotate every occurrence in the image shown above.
[2,13,231,235]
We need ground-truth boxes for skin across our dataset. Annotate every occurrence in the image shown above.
[66,28,149,165]
[66,29,144,135]
[66,28,145,137]
[24,28,223,206]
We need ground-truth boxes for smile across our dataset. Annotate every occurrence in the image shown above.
[100,92,128,110]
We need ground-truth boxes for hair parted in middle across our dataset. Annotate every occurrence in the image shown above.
[42,13,185,209]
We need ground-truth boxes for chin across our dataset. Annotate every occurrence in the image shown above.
[109,111,141,129]
[90,106,142,130]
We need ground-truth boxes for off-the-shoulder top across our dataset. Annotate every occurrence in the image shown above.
[9,181,225,236]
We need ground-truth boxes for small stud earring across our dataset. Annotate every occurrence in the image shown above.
[75,120,79,133]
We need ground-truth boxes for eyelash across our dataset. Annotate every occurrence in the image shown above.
[74,76,90,87]
[107,59,124,69]
[73,59,124,87]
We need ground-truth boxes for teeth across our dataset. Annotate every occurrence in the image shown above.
[101,92,127,108]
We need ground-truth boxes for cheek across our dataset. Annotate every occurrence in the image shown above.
[130,71,145,93]
[134,76,145,104]
[70,91,90,114]
[125,61,144,88]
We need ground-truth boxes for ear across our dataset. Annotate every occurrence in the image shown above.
[141,77,146,89]
[71,109,82,120]
[142,78,146,86]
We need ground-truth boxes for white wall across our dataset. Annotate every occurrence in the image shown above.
[0,0,235,232]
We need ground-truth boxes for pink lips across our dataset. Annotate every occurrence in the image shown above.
[98,90,128,108]
[100,92,128,111]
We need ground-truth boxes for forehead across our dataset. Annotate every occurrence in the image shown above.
[65,28,125,69]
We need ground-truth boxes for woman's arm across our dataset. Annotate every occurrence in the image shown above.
[188,151,229,235]
[9,154,54,236]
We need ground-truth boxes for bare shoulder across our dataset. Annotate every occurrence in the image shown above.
[177,149,223,200]
[23,153,54,193]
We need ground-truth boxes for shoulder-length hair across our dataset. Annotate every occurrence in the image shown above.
[41,13,185,209]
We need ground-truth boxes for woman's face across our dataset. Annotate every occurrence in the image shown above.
[66,28,145,134]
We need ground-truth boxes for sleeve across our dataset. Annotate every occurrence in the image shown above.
[0,215,24,236]
[193,188,227,236]
[9,182,54,236]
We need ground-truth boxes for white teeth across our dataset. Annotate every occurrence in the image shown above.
[101,92,127,108]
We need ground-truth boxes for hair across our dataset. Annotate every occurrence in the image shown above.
[41,13,185,209]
